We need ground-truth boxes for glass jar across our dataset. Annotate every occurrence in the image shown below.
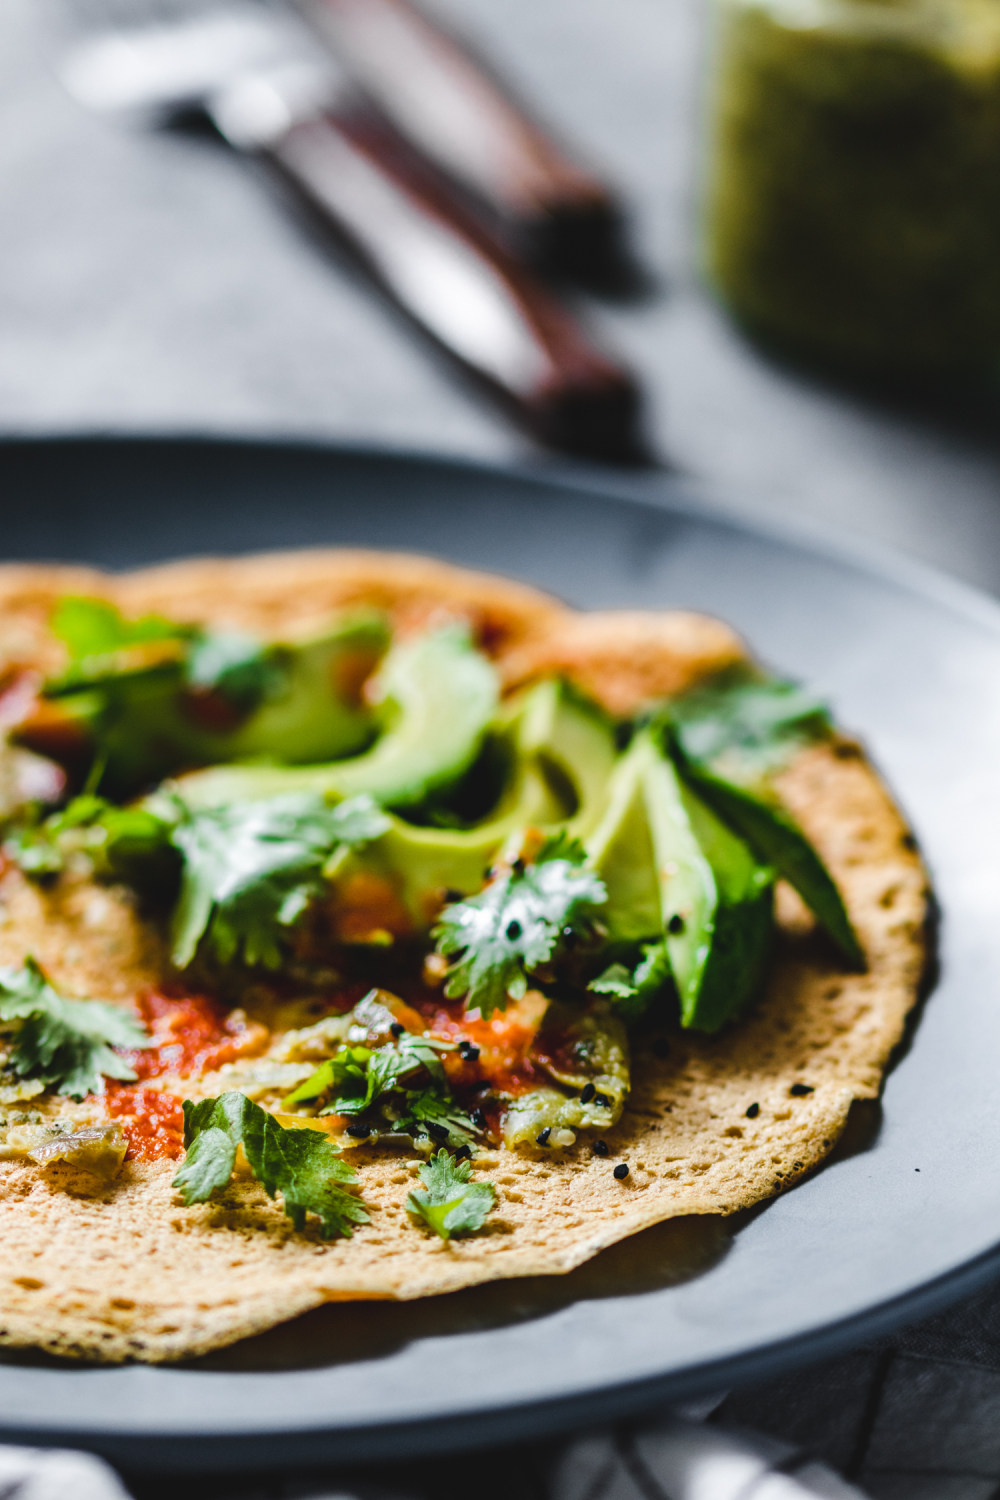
[704,0,1000,377]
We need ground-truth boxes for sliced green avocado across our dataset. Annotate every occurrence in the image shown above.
[343,754,562,926]
[509,678,618,841]
[586,735,662,943]
[175,624,498,813]
[674,749,863,969]
[16,613,389,798]
[658,679,863,966]
[640,730,775,1032]
[218,614,388,765]
[336,678,614,927]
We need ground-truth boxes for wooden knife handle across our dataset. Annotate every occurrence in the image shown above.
[294,0,633,288]
[264,107,645,461]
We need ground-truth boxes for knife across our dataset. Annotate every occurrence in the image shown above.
[62,9,646,462]
[294,0,636,290]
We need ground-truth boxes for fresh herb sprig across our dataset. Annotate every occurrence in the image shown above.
[48,595,191,690]
[589,940,672,1025]
[658,674,831,784]
[36,598,288,797]
[169,792,390,969]
[283,1033,477,1147]
[394,1085,479,1149]
[173,1091,368,1239]
[406,1149,496,1239]
[48,597,278,711]
[0,957,149,1099]
[7,789,391,974]
[284,1032,450,1115]
[434,833,607,1017]
[5,795,172,883]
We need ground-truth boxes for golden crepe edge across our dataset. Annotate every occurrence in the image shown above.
[0,550,929,1363]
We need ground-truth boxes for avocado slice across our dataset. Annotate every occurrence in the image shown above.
[334,677,615,927]
[343,753,562,927]
[219,614,388,765]
[642,731,775,1032]
[176,624,498,813]
[586,735,662,943]
[507,678,618,841]
[674,754,863,968]
[659,678,863,966]
[15,613,389,798]
[168,670,618,941]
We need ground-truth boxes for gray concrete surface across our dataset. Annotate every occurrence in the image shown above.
[3,0,1000,592]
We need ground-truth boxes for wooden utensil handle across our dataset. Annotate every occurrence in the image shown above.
[295,0,630,285]
[266,110,644,461]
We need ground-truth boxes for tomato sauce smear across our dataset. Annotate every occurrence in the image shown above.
[103,991,253,1163]
[124,990,257,1080]
[408,989,547,1097]
[105,1085,185,1162]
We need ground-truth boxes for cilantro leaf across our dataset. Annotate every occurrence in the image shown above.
[42,600,292,796]
[589,940,672,1025]
[170,792,390,969]
[282,1046,373,1111]
[657,679,862,968]
[173,1091,368,1238]
[284,1031,458,1125]
[185,629,283,715]
[51,596,187,675]
[396,1085,479,1148]
[434,834,607,1017]
[663,675,830,783]
[5,795,176,885]
[0,957,150,1099]
[406,1149,496,1239]
[321,1044,416,1117]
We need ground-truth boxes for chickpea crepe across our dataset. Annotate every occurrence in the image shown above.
[0,551,927,1363]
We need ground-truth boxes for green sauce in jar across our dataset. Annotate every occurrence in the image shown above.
[705,0,1000,376]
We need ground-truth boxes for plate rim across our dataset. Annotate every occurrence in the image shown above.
[0,431,995,1467]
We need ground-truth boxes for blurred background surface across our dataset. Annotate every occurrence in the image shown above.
[4,0,1000,593]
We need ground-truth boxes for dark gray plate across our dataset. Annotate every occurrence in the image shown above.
[0,437,995,1473]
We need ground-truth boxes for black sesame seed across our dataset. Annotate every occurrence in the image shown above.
[561,926,577,949]
[425,1122,451,1143]
[593,1092,611,1110]
[454,1144,472,1161]
[652,1038,671,1059]
[505,919,523,941]
[389,1022,405,1038]
[443,888,464,904]
[790,1083,814,1097]
[613,1163,629,1180]
[667,913,685,935]
[746,1102,760,1119]
[536,1128,552,1146]
[346,1124,371,1139]
[458,1041,480,1061]
[580,1083,596,1104]
[511,858,526,875]
[471,1080,492,1095]
[471,1109,487,1132]
[592,1139,609,1157]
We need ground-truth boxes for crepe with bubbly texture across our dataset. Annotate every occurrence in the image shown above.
[0,552,928,1362]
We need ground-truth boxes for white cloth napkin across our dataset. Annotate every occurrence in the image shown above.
[0,1418,867,1500]
[552,1419,865,1500]
[0,1446,130,1500]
